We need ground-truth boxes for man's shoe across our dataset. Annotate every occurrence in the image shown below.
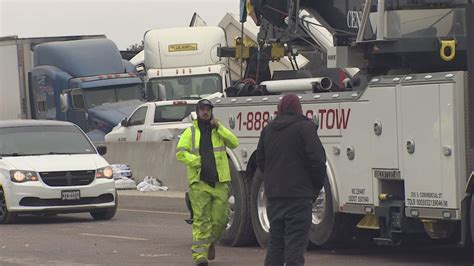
[195,258,208,266]
[207,244,215,260]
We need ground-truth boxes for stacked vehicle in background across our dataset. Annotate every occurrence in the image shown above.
[0,36,143,140]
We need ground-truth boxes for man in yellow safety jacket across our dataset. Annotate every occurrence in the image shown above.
[176,99,239,266]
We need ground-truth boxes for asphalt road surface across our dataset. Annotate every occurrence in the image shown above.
[0,193,472,265]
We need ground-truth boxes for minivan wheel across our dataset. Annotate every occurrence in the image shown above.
[0,188,16,224]
[90,193,117,220]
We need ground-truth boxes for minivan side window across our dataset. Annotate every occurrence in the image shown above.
[128,106,148,126]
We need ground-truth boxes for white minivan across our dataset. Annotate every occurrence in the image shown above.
[0,120,116,224]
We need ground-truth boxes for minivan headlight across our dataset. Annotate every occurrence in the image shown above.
[96,166,113,179]
[10,170,39,183]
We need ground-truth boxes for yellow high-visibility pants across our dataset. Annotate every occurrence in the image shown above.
[189,181,229,262]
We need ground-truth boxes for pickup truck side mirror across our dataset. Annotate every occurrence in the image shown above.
[191,111,197,121]
[183,111,197,123]
[97,146,107,155]
[121,118,129,127]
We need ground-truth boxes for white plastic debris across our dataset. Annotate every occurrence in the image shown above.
[115,176,137,190]
[111,164,133,180]
[136,176,169,192]
[111,164,135,190]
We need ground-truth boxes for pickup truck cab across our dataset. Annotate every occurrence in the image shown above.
[0,120,116,223]
[105,100,198,142]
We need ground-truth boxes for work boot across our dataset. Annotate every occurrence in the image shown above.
[207,244,215,260]
[195,258,208,266]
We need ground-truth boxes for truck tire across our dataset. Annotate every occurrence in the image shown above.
[220,161,256,246]
[90,193,117,220]
[250,168,356,249]
[309,175,356,247]
[0,188,16,224]
[250,169,270,248]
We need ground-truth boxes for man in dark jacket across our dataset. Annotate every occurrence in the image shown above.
[256,93,327,266]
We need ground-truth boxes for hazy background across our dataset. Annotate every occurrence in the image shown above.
[0,0,239,49]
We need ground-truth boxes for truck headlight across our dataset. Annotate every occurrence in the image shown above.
[96,166,113,179]
[10,170,39,183]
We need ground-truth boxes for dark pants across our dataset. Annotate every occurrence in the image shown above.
[264,198,313,266]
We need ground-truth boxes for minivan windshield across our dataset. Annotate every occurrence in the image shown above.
[0,126,96,156]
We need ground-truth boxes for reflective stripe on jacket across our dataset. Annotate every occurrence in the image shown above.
[176,120,239,185]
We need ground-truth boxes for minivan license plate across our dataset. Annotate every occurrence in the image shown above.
[61,190,81,200]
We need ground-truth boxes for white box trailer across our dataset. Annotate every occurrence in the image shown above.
[0,37,22,120]
[0,35,105,120]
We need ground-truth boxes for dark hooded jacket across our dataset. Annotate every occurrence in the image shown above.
[256,95,326,199]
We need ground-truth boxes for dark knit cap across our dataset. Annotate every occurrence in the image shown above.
[277,94,303,115]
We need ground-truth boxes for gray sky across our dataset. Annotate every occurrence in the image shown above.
[0,0,239,49]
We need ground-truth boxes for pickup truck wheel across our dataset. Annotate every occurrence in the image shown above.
[0,188,16,224]
[220,162,255,246]
[309,175,356,247]
[90,193,118,220]
[250,169,270,248]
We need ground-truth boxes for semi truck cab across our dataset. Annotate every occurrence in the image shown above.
[142,26,230,101]
[29,39,144,141]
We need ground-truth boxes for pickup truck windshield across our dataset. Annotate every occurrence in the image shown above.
[0,126,96,156]
[148,74,222,100]
[84,83,143,108]
[154,104,197,123]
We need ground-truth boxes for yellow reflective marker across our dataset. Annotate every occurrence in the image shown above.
[168,43,198,52]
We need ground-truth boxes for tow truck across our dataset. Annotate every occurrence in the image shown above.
[211,0,474,248]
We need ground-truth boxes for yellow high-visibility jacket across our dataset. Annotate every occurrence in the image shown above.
[176,120,239,185]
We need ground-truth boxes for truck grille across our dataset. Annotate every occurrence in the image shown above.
[40,170,95,187]
[19,193,114,207]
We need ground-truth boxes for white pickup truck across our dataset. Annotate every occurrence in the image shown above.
[104,100,198,142]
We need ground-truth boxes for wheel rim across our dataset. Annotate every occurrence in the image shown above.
[257,182,270,233]
[312,187,326,225]
[0,190,7,220]
[227,186,235,229]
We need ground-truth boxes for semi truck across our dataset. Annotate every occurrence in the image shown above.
[0,36,143,141]
[211,0,474,249]
[138,26,230,101]
[130,16,310,101]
